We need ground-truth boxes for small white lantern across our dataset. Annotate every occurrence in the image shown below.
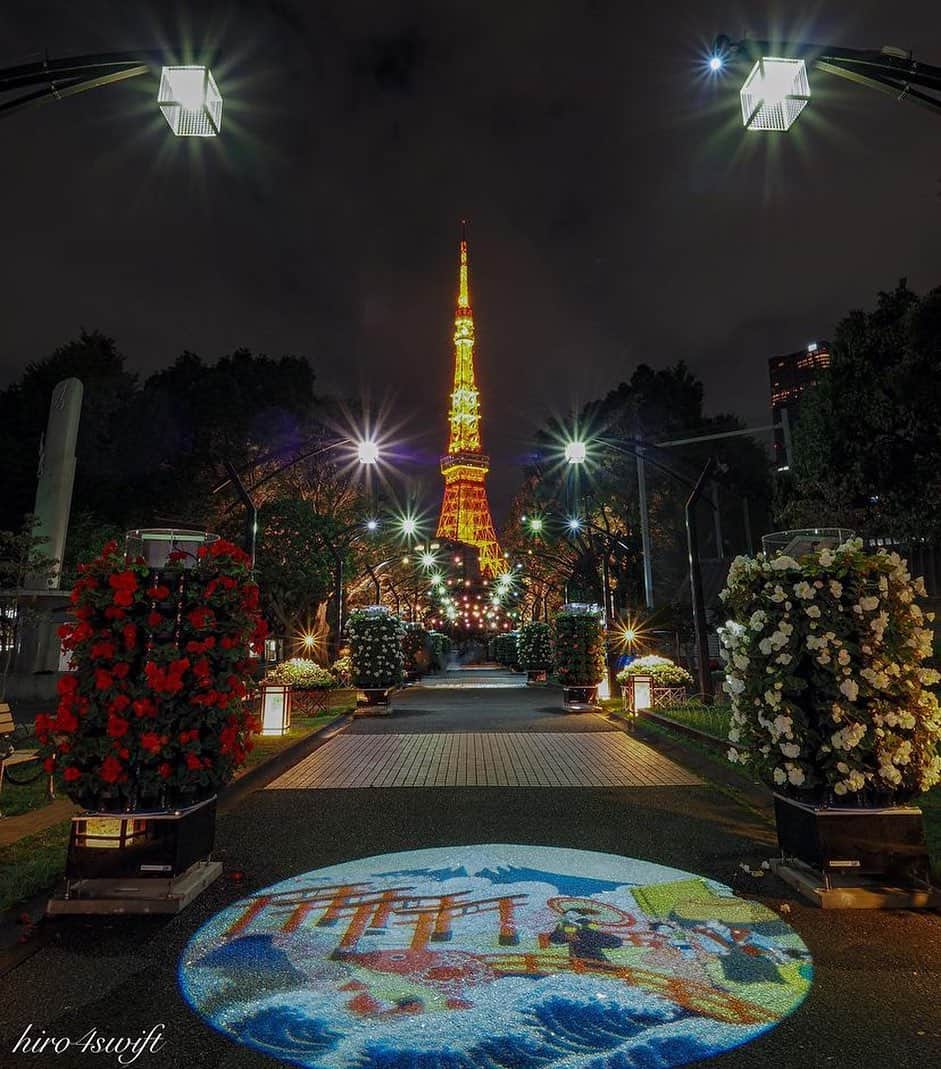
[260,683,292,736]
[264,637,284,664]
[740,57,810,131]
[158,66,223,137]
[630,673,654,714]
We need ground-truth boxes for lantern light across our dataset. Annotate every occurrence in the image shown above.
[158,66,222,137]
[629,673,654,715]
[740,57,810,131]
[260,682,292,736]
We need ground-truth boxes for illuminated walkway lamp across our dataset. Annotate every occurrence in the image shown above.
[260,682,292,736]
[158,66,223,136]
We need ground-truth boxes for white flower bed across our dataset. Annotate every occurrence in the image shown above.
[719,538,941,802]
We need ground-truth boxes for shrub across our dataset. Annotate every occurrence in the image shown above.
[617,654,693,687]
[552,609,605,687]
[519,622,553,671]
[719,538,941,803]
[267,658,335,689]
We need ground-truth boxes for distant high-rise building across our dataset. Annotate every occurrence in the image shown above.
[769,341,831,469]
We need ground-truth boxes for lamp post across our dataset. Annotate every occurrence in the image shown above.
[0,51,224,134]
[709,36,941,129]
[564,436,720,699]
[212,435,381,567]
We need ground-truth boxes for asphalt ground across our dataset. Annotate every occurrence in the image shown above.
[2,682,940,1068]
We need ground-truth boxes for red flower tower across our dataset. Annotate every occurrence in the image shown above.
[435,226,504,577]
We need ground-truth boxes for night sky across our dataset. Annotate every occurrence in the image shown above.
[2,1,940,518]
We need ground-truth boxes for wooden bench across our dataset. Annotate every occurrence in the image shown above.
[0,702,42,796]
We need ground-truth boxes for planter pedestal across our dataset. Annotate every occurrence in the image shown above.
[771,793,938,909]
[356,687,393,716]
[561,685,600,713]
[48,796,220,915]
[526,670,548,685]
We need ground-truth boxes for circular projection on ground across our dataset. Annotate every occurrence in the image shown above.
[179,845,812,1069]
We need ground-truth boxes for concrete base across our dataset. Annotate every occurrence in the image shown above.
[770,858,941,910]
[354,705,393,717]
[562,703,601,713]
[47,860,222,916]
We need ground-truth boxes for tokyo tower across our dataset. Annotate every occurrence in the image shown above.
[435,226,504,577]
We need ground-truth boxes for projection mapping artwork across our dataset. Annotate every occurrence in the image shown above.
[179,844,812,1068]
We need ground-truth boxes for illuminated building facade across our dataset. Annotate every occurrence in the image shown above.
[435,229,504,577]
[769,341,830,468]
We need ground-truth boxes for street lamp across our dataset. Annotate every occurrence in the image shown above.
[710,35,941,128]
[739,57,810,131]
[157,65,222,136]
[357,439,381,465]
[0,52,223,135]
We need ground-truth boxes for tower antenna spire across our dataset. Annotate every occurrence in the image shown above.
[435,226,503,577]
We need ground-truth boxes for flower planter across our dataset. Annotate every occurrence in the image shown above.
[65,795,217,881]
[562,685,600,712]
[527,669,548,685]
[773,793,931,884]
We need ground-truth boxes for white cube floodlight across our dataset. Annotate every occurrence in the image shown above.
[740,57,810,131]
[158,66,222,137]
[564,440,587,465]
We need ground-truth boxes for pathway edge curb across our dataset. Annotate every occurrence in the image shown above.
[217,713,354,815]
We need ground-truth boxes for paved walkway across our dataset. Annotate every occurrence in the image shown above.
[268,730,701,788]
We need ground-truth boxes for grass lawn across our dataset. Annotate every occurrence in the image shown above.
[0,820,72,912]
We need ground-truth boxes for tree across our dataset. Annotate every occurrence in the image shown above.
[782,281,941,542]
[253,500,341,641]
[506,362,771,615]
[0,331,137,531]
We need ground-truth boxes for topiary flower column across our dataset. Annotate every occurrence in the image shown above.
[346,607,405,713]
[719,534,941,903]
[519,621,553,684]
[553,605,606,712]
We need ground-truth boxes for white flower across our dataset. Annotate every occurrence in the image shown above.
[839,678,859,702]
[838,649,851,666]
[806,605,821,618]
[775,652,792,666]
[794,581,815,600]
[819,547,835,567]
[749,610,767,632]
[773,767,787,785]
[780,742,801,758]
[787,765,806,787]
[859,595,879,612]
[727,747,740,764]
[771,555,799,571]
[828,579,843,598]
[833,782,848,795]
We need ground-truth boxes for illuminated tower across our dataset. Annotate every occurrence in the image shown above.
[435,228,504,577]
